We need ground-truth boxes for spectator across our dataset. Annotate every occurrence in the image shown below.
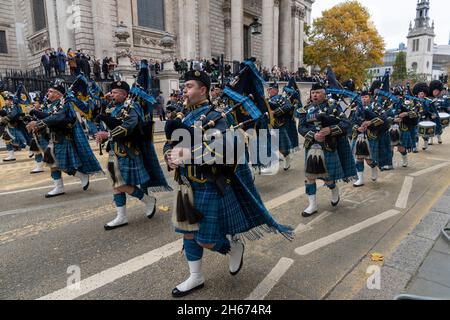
[41,50,51,78]
[102,57,109,80]
[49,49,58,77]
[107,57,116,78]
[93,58,101,81]
[56,47,67,76]
[67,48,77,75]
[156,91,166,121]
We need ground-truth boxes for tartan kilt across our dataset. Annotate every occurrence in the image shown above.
[378,130,393,167]
[53,137,82,172]
[434,118,443,135]
[351,138,379,165]
[176,181,247,245]
[35,133,49,153]
[336,137,357,181]
[275,126,294,156]
[400,128,415,151]
[286,119,300,151]
[86,120,98,136]
[5,127,27,149]
[116,154,150,187]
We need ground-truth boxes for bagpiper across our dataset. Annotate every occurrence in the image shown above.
[95,81,172,230]
[298,83,357,217]
[351,90,385,187]
[26,83,102,198]
[164,70,293,297]
[429,80,449,145]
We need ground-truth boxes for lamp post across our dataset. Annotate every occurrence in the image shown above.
[249,17,262,35]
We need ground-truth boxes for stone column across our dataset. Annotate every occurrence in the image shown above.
[279,0,292,69]
[177,0,185,57]
[273,0,280,67]
[299,7,306,67]
[223,1,232,61]
[231,0,243,62]
[45,0,59,49]
[91,0,114,58]
[55,0,75,51]
[198,0,211,59]
[292,5,301,71]
[183,0,198,60]
[262,0,274,68]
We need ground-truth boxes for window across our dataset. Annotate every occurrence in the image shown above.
[136,0,164,30]
[32,0,47,32]
[428,38,432,52]
[412,62,418,71]
[0,31,7,54]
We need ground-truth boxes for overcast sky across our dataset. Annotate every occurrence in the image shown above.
[311,0,450,49]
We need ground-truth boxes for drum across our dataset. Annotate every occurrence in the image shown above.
[439,113,450,128]
[418,121,436,138]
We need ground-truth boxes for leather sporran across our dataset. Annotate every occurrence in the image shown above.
[305,143,328,179]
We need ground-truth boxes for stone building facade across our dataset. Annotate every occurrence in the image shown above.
[0,0,314,73]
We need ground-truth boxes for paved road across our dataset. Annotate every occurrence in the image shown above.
[1,132,450,300]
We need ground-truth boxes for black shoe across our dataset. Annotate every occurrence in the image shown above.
[104,223,128,231]
[172,283,205,298]
[302,210,318,218]
[331,197,340,207]
[45,192,65,199]
[83,180,90,191]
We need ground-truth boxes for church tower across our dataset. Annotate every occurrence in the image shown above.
[406,0,435,80]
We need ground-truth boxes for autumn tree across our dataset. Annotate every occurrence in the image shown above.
[304,1,384,87]
[391,51,407,82]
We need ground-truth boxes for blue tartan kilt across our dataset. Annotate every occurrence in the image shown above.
[286,119,300,151]
[35,134,49,153]
[54,137,82,172]
[176,181,247,245]
[6,127,27,149]
[351,138,379,165]
[434,118,443,135]
[378,130,393,167]
[400,128,415,150]
[86,120,98,136]
[116,154,150,187]
[275,126,294,156]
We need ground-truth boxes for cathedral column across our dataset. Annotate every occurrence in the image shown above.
[262,0,274,68]
[279,0,293,69]
[231,0,243,61]
[198,0,211,59]
[273,0,280,67]
[292,4,302,71]
[298,7,306,67]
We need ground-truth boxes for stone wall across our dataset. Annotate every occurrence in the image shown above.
[0,0,24,72]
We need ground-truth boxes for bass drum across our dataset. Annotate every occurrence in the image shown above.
[418,121,436,138]
[439,112,450,128]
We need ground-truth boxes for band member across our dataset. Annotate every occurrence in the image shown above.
[429,80,449,145]
[267,82,297,171]
[210,84,223,108]
[28,96,50,174]
[298,83,357,217]
[95,81,171,230]
[164,70,293,297]
[1,93,29,162]
[392,87,419,168]
[26,83,102,198]
[412,82,439,151]
[351,91,385,187]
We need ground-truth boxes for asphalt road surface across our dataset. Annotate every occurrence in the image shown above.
[1,131,449,300]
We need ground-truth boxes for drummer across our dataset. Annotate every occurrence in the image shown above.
[413,82,439,151]
[429,80,449,145]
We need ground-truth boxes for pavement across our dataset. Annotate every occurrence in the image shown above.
[1,130,450,300]
[356,187,450,300]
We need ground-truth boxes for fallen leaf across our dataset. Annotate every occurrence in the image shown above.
[370,253,384,262]
[158,205,170,212]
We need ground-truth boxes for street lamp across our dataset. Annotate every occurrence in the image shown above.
[249,17,262,35]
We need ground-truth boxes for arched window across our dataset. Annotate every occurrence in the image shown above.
[412,62,418,71]
[31,0,47,32]
[136,0,165,31]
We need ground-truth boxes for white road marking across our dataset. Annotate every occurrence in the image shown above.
[265,181,325,211]
[0,194,111,218]
[0,178,108,196]
[410,162,450,177]
[395,176,414,209]
[245,258,294,300]
[37,239,183,300]
[295,209,401,256]
[426,157,450,162]
[295,211,332,235]
[295,224,312,234]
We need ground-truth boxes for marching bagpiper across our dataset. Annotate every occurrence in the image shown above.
[298,83,357,217]
[351,91,385,187]
[164,70,293,297]
[267,82,297,171]
[26,83,102,198]
[95,81,172,230]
